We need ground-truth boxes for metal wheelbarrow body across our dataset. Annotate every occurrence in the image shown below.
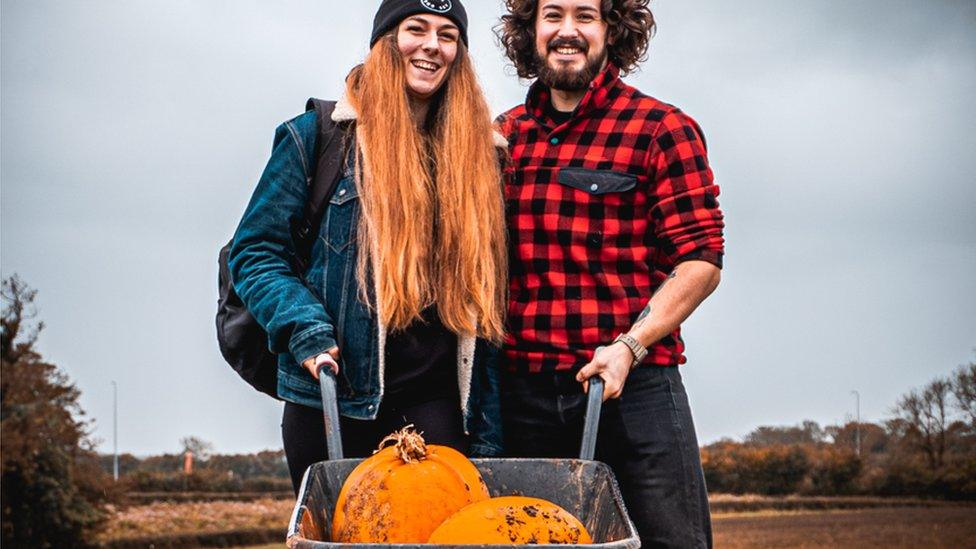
[286,370,640,548]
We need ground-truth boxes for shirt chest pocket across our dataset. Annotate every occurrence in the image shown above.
[554,168,642,249]
[557,167,637,195]
[323,175,360,253]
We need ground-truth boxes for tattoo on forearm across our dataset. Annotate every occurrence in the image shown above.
[632,271,677,329]
[633,303,652,329]
[636,302,652,321]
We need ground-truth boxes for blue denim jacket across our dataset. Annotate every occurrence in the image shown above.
[229,97,503,456]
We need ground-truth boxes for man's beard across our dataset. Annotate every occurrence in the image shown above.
[535,37,607,92]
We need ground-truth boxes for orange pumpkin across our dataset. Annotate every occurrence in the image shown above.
[331,425,489,543]
[428,495,593,544]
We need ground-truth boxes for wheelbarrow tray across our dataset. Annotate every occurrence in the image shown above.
[287,457,640,548]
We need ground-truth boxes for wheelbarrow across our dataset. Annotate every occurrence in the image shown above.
[286,368,640,548]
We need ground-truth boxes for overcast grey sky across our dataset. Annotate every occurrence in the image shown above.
[2,1,974,456]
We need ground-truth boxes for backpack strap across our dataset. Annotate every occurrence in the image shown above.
[292,98,348,264]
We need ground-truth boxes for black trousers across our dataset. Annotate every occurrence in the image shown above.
[281,396,469,494]
[501,366,712,549]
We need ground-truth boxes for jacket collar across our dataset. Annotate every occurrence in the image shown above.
[524,62,621,124]
[332,90,508,148]
[331,91,357,123]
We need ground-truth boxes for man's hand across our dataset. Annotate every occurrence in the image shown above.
[302,347,340,380]
[576,343,634,401]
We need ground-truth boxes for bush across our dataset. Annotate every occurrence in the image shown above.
[1,276,115,547]
[702,442,810,495]
[803,446,862,495]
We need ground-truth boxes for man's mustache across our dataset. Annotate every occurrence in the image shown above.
[547,37,588,53]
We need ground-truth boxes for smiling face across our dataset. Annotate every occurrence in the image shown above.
[534,0,609,91]
[396,14,460,102]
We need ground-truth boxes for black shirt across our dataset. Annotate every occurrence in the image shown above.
[382,306,458,406]
[545,99,573,127]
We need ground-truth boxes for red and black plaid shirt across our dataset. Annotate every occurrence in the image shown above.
[497,64,725,373]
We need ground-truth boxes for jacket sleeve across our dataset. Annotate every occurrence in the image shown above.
[228,114,338,366]
[467,340,504,457]
[647,109,725,269]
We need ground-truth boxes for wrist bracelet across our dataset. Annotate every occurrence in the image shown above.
[613,333,648,368]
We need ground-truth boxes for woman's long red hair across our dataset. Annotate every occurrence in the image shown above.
[347,35,507,342]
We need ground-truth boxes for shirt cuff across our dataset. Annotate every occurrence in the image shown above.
[676,249,724,269]
[289,325,337,366]
[469,441,504,458]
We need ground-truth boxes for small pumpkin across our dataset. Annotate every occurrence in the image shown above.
[428,495,593,545]
[331,425,489,543]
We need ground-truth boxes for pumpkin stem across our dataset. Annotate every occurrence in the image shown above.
[376,424,428,463]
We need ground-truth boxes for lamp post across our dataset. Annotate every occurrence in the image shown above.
[112,381,119,481]
[850,390,861,457]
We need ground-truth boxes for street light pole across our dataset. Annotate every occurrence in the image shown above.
[850,390,861,457]
[112,381,119,481]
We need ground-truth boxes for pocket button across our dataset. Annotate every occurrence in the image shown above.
[590,183,599,192]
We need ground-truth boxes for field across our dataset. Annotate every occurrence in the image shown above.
[96,498,292,548]
[98,496,976,548]
[712,506,976,548]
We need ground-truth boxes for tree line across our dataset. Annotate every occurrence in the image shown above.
[95,442,291,494]
[702,362,976,498]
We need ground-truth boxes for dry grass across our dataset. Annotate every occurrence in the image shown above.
[713,506,976,548]
[100,497,976,548]
[708,493,961,513]
[97,498,293,543]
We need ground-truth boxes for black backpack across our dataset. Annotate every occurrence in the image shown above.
[216,99,348,399]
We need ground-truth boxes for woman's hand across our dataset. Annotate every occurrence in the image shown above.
[302,347,340,380]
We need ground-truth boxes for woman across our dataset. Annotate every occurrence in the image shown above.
[229,0,507,492]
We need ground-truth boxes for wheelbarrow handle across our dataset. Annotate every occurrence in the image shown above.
[580,375,604,461]
[318,362,602,462]
[317,365,344,460]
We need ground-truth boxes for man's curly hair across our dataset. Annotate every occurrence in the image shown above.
[496,0,655,78]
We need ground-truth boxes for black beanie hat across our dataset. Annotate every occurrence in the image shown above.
[370,0,469,47]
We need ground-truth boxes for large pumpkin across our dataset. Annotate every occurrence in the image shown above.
[331,425,489,543]
[428,495,593,544]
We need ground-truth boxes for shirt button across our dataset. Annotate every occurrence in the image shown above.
[590,183,599,192]
[367,404,375,411]
[550,137,559,145]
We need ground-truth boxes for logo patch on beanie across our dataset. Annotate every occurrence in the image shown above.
[420,0,452,13]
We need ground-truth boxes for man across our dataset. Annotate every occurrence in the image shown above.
[495,1,724,546]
